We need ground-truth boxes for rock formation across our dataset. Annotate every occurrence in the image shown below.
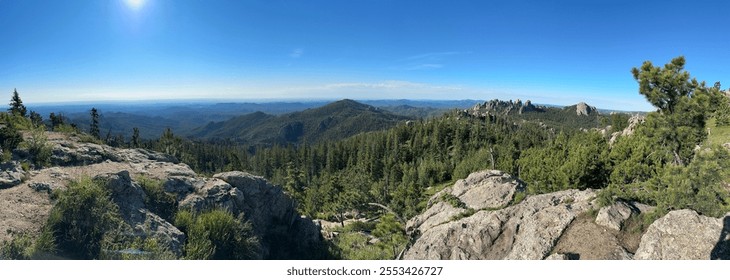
[575,102,596,116]
[0,132,323,259]
[635,210,730,260]
[609,114,646,145]
[404,170,598,260]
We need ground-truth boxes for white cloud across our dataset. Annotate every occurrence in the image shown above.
[402,51,463,61]
[406,64,444,70]
[289,48,304,58]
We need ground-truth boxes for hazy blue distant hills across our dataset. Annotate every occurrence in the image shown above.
[189,99,412,146]
[26,99,641,141]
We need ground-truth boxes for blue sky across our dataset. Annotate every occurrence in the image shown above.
[1,0,728,110]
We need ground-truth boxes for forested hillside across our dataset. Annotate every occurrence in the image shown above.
[189,99,412,146]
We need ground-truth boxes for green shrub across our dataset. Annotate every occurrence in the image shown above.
[177,209,260,260]
[440,193,466,209]
[331,232,390,260]
[511,191,526,205]
[0,234,33,260]
[0,122,22,154]
[21,126,52,167]
[40,177,122,259]
[137,176,177,221]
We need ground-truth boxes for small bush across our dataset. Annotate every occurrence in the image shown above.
[0,234,33,260]
[0,122,22,154]
[137,176,177,221]
[511,191,526,205]
[177,209,260,260]
[40,177,122,259]
[21,126,52,167]
[440,193,466,209]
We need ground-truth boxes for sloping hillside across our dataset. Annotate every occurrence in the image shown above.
[189,99,411,145]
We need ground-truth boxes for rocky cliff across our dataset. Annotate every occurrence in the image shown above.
[404,169,730,260]
[0,132,323,259]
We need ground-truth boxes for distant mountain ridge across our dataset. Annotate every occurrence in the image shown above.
[189,99,412,146]
[465,99,604,129]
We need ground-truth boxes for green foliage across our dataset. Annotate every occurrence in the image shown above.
[177,209,260,260]
[511,191,526,205]
[8,89,27,117]
[90,108,100,139]
[440,193,466,209]
[29,111,43,128]
[331,214,406,260]
[372,214,407,259]
[40,177,122,259]
[449,208,477,221]
[519,131,609,194]
[137,176,177,221]
[648,146,730,218]
[0,234,34,260]
[131,127,141,148]
[331,232,390,260]
[0,119,22,154]
[21,126,52,167]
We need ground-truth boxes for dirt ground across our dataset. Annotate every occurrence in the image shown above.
[551,212,644,260]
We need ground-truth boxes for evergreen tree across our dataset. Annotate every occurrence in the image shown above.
[29,111,43,127]
[49,112,65,130]
[8,89,27,117]
[131,127,141,148]
[90,108,100,139]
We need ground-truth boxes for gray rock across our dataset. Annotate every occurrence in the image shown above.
[609,115,646,145]
[177,171,324,259]
[635,210,729,260]
[28,181,57,193]
[407,170,525,234]
[50,141,113,166]
[595,201,634,231]
[452,170,525,210]
[575,102,596,116]
[163,176,204,199]
[0,161,25,188]
[113,148,179,164]
[404,188,597,260]
[95,171,185,256]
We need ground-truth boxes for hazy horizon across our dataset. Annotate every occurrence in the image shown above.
[3,0,729,111]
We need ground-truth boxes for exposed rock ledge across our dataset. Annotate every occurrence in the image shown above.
[404,170,597,260]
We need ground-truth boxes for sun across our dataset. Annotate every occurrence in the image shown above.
[124,0,145,10]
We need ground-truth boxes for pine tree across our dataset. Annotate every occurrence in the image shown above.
[29,111,43,127]
[8,89,27,117]
[90,108,100,139]
[131,127,140,148]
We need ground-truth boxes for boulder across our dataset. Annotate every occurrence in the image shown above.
[178,171,323,259]
[95,171,186,256]
[163,176,204,199]
[404,185,597,260]
[0,161,25,188]
[635,210,730,260]
[595,201,634,231]
[407,170,525,234]
[50,141,112,166]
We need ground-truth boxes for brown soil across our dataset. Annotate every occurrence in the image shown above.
[551,212,632,260]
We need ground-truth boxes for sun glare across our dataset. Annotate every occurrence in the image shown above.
[124,0,145,10]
